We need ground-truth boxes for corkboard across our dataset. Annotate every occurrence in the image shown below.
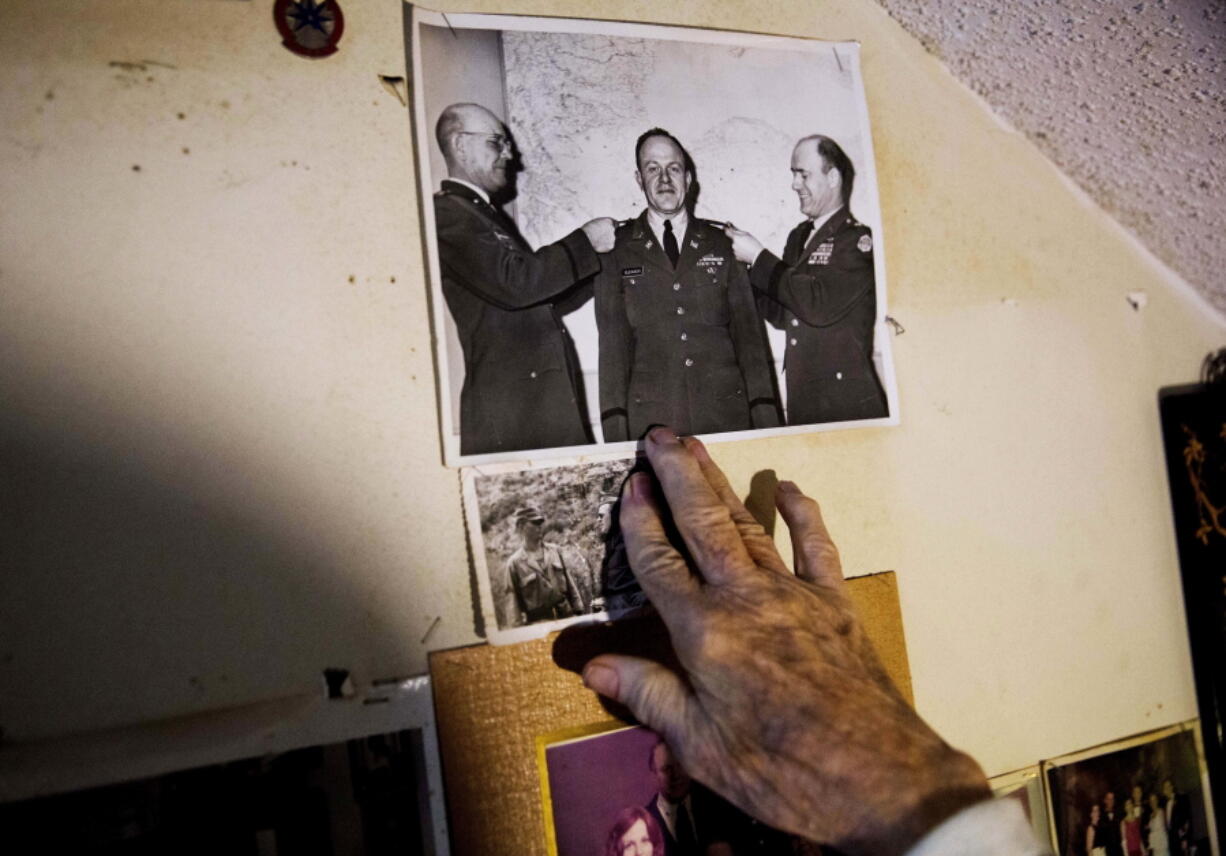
[429,571,911,856]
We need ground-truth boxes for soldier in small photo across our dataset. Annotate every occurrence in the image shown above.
[725,134,888,425]
[595,128,780,442]
[503,505,586,626]
[433,102,617,456]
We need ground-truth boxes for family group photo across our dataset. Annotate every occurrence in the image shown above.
[541,725,810,856]
[1046,728,1215,856]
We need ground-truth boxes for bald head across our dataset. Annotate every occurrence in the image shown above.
[435,102,512,195]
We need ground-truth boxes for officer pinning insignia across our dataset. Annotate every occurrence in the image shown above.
[809,241,835,265]
[858,234,873,253]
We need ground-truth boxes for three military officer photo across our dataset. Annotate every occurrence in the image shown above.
[407,9,899,465]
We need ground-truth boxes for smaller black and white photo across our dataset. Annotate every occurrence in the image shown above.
[1044,722,1218,856]
[0,678,449,855]
[462,455,643,644]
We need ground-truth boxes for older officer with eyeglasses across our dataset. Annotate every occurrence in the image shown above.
[433,102,616,456]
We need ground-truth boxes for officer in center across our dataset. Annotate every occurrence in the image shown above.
[595,128,780,442]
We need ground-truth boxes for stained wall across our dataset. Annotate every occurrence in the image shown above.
[1,0,1223,785]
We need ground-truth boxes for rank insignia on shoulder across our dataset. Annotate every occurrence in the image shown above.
[857,234,873,253]
[622,266,643,277]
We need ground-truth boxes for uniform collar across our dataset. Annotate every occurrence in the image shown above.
[441,177,491,205]
[808,205,842,236]
[646,207,689,247]
[629,209,711,273]
[798,205,849,254]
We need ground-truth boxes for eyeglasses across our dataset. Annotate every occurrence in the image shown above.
[456,131,512,153]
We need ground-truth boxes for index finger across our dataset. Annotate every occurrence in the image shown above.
[642,428,753,584]
[618,470,702,622]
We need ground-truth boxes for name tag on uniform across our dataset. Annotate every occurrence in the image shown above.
[808,241,834,265]
[621,266,643,278]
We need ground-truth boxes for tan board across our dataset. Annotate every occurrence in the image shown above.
[429,571,911,856]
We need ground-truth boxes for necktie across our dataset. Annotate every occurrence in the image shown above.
[786,219,814,265]
[675,801,698,854]
[663,219,680,267]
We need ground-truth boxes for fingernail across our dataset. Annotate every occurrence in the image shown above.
[582,662,620,698]
[647,426,679,445]
[683,436,711,462]
[778,480,800,494]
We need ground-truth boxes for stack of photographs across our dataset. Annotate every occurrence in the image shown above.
[405,7,899,643]
[536,721,1218,856]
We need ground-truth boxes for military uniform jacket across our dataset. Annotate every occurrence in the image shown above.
[503,543,583,622]
[750,206,888,425]
[434,180,600,456]
[595,212,780,442]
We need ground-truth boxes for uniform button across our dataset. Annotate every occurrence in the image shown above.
[676,306,685,315]
[684,358,694,367]
[835,371,843,380]
[790,337,798,346]
[529,371,537,379]
[791,318,799,327]
[680,332,688,341]
[629,278,636,285]
[673,282,681,291]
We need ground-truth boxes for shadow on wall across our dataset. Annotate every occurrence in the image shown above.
[0,350,427,743]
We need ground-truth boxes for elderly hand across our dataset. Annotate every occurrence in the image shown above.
[579,428,990,856]
[722,223,765,265]
[581,217,617,253]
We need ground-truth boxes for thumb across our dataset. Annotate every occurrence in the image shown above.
[583,654,692,736]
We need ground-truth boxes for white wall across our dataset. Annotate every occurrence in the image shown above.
[1,0,1223,787]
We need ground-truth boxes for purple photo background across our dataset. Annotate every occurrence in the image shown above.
[546,726,661,856]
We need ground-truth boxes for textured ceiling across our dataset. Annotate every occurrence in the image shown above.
[873,0,1225,315]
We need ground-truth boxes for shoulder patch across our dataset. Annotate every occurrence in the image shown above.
[857,234,873,253]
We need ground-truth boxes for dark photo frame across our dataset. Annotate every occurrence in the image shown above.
[1159,353,1226,838]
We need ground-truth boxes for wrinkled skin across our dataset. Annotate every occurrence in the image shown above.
[580,428,990,856]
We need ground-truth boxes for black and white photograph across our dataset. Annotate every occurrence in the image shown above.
[538,723,796,856]
[1044,723,1218,856]
[462,455,640,644]
[406,8,899,466]
[0,677,450,855]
